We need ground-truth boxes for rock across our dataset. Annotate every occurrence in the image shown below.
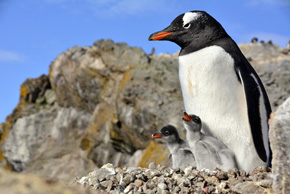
[0,39,182,177]
[183,166,194,176]
[232,182,270,194]
[269,97,290,193]
[127,149,145,167]
[0,168,96,194]
[239,42,283,62]
[134,179,143,187]
[44,89,56,105]
[89,168,115,182]
[138,141,170,168]
[148,162,156,170]
[157,182,167,190]
[2,105,94,180]
[3,106,59,171]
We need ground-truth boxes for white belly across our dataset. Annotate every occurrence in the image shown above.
[179,45,265,171]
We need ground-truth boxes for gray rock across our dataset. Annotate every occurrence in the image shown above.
[90,168,115,182]
[3,107,59,171]
[44,89,56,105]
[148,162,156,170]
[2,104,93,180]
[232,182,268,194]
[124,183,134,193]
[270,97,290,193]
[157,182,167,190]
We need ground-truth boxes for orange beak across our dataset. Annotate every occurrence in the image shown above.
[182,112,192,121]
[148,31,173,41]
[152,133,164,139]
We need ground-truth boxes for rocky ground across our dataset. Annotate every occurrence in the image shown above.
[76,163,273,194]
[0,39,290,193]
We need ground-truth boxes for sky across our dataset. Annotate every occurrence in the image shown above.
[0,0,289,123]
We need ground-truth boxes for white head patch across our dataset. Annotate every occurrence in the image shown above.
[183,12,200,25]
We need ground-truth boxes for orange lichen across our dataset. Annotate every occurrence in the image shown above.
[80,102,115,154]
[109,129,123,141]
[120,71,131,89]
[0,151,4,163]
[0,120,12,166]
[138,141,169,168]
[80,138,92,151]
[20,84,29,101]
[3,164,11,170]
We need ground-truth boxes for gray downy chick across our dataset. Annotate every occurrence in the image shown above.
[182,112,237,171]
[152,125,196,169]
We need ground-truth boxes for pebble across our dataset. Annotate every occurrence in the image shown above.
[158,182,167,190]
[184,166,194,176]
[134,179,143,187]
[124,183,134,193]
[148,162,156,169]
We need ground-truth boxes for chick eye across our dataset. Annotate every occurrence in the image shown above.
[183,23,191,29]
[164,131,169,136]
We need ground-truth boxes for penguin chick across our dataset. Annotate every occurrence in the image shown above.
[182,112,237,171]
[152,125,196,169]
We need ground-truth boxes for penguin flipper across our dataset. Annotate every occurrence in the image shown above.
[180,148,195,156]
[236,68,271,163]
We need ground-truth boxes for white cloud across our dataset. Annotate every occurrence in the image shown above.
[0,50,25,62]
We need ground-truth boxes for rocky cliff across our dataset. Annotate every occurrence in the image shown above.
[0,39,290,192]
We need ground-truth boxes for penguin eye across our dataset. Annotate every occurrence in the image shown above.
[164,131,170,136]
[183,23,191,29]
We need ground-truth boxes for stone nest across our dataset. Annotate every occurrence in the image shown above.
[76,163,273,194]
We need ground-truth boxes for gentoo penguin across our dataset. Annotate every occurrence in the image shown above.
[182,112,237,171]
[251,37,258,43]
[152,125,196,169]
[267,40,272,45]
[148,11,272,171]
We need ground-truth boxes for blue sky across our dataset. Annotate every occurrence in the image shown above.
[0,0,289,123]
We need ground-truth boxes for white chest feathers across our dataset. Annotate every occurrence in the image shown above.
[178,46,262,171]
[178,46,244,119]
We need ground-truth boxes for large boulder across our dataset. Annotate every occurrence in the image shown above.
[0,40,184,180]
[270,97,290,193]
[48,39,184,168]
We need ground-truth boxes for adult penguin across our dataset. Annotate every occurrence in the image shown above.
[148,11,272,171]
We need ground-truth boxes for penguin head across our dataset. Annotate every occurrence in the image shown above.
[152,125,181,144]
[182,112,202,131]
[148,10,227,51]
